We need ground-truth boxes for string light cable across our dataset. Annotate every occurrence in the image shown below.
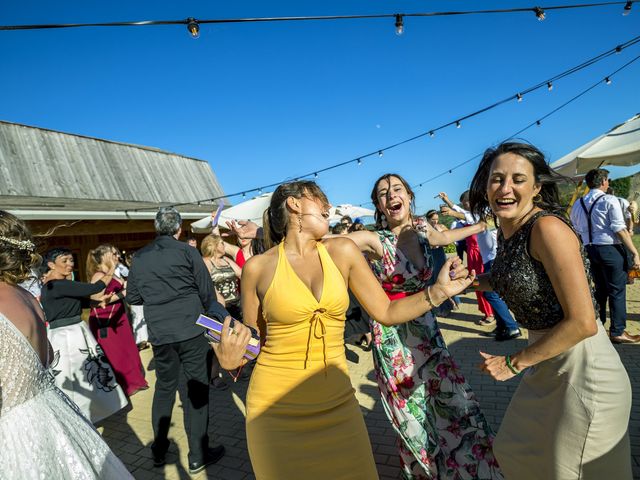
[402,51,640,202]
[119,32,640,212]
[0,2,637,32]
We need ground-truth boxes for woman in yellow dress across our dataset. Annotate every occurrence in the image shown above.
[213,181,476,480]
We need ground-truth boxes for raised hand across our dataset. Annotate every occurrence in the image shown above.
[226,220,259,240]
[430,256,475,302]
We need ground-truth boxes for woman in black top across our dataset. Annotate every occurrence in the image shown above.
[41,248,128,424]
[470,143,632,480]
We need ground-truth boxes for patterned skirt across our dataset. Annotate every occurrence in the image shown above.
[371,311,502,480]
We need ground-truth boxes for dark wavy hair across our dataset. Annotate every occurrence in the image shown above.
[469,142,569,221]
[370,173,416,228]
[263,181,329,246]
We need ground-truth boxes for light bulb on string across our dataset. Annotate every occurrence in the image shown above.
[547,82,553,91]
[187,18,200,38]
[394,15,404,36]
[378,150,384,157]
[623,1,633,15]
[357,159,362,165]
[428,131,435,138]
[314,172,319,178]
[242,192,246,198]
[615,45,623,54]
[456,121,461,129]
[534,7,546,21]
[517,93,523,102]
[605,77,612,85]
[536,120,542,126]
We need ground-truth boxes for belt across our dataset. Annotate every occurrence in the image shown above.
[48,315,82,329]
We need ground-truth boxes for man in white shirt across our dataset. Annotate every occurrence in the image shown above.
[570,168,640,344]
[440,192,521,341]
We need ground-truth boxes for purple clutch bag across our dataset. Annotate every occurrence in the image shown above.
[196,314,261,361]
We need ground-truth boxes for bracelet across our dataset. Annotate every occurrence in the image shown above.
[425,287,443,308]
[505,355,521,375]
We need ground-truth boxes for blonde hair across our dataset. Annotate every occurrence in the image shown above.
[86,244,115,279]
[0,210,41,285]
[200,234,223,258]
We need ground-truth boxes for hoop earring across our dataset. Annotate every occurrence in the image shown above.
[533,193,543,204]
[297,214,303,233]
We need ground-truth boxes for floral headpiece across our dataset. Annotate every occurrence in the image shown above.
[0,235,36,252]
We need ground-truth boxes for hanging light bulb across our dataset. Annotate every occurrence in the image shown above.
[394,14,404,36]
[456,121,461,129]
[357,158,362,165]
[378,150,384,157]
[258,188,263,194]
[547,82,553,91]
[242,192,246,198]
[615,45,623,54]
[314,172,319,178]
[536,120,542,126]
[187,18,200,38]
[517,93,523,102]
[534,7,546,21]
[428,131,435,138]
[605,77,612,85]
[623,1,632,15]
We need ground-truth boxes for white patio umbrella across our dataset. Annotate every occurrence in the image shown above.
[329,204,376,224]
[190,193,273,233]
[550,114,640,177]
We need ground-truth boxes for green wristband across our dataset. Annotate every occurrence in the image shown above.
[505,355,521,375]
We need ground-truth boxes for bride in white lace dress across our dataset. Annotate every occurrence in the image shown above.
[0,210,132,479]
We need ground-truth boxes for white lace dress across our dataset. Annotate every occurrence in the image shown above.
[0,313,133,479]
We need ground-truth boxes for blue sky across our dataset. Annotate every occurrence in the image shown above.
[1,1,639,215]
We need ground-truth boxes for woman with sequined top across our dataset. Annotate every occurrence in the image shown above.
[470,142,632,480]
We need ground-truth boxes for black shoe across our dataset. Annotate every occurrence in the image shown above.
[482,328,499,338]
[152,450,166,468]
[495,328,522,342]
[188,445,225,474]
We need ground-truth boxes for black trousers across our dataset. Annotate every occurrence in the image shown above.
[586,244,628,337]
[151,334,212,464]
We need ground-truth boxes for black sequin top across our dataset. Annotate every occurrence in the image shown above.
[489,211,597,330]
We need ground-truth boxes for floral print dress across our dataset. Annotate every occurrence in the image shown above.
[368,230,502,480]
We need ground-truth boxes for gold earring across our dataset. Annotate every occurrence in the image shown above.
[533,193,542,203]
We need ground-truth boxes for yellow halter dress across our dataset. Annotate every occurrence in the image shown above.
[246,241,378,480]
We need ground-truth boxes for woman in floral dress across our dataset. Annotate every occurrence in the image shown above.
[344,173,502,480]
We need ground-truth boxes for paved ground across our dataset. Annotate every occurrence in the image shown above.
[99,289,640,479]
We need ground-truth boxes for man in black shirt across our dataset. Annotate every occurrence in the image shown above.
[127,207,229,473]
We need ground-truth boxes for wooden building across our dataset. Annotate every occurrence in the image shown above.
[0,120,226,279]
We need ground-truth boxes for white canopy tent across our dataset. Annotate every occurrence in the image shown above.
[550,114,640,177]
[190,193,273,233]
[190,193,375,233]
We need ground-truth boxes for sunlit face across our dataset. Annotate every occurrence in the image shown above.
[427,214,439,227]
[375,176,413,225]
[487,152,541,223]
[49,254,74,277]
[215,239,226,256]
[298,196,331,238]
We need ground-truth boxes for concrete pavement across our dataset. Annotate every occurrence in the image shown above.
[99,289,640,479]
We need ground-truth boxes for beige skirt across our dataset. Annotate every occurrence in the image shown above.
[494,322,632,480]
